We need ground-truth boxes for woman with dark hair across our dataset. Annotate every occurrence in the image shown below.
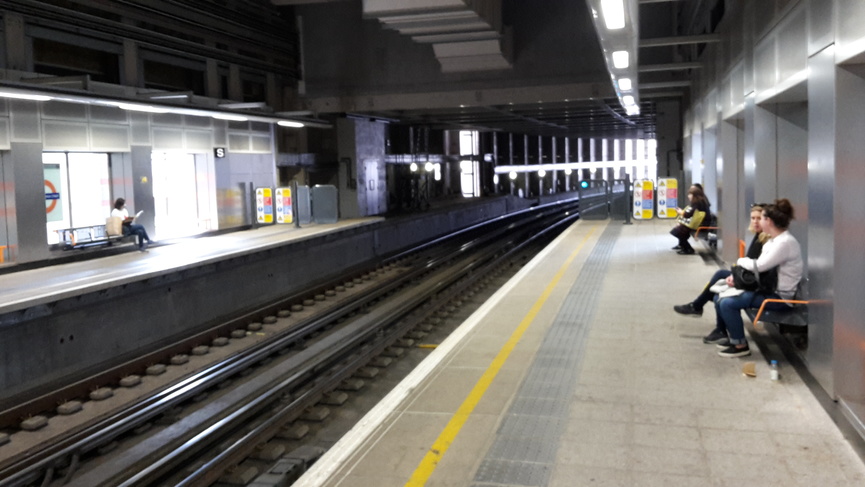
[670,185,710,255]
[673,203,770,316]
[111,198,152,252]
[702,199,803,357]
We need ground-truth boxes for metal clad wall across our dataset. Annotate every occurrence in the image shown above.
[834,54,865,430]
[775,102,808,255]
[806,44,836,394]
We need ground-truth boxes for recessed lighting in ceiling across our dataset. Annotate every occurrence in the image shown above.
[601,0,625,30]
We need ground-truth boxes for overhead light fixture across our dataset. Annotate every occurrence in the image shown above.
[617,78,632,91]
[112,103,169,113]
[410,162,418,172]
[622,95,635,106]
[425,161,434,172]
[509,171,518,180]
[538,169,546,177]
[0,91,53,101]
[213,114,248,122]
[278,120,305,128]
[601,0,626,30]
[612,50,629,69]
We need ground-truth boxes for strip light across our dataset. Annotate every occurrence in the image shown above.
[0,91,52,101]
[601,0,625,30]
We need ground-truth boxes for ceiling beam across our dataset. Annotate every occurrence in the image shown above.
[639,62,702,72]
[640,34,721,48]
[300,82,614,114]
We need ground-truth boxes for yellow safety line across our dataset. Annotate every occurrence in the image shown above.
[405,224,598,486]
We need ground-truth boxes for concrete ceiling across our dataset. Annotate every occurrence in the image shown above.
[281,0,707,138]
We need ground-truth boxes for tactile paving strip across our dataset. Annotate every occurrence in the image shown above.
[472,223,621,486]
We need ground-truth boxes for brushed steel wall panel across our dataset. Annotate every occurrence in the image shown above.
[833,60,865,417]
[777,6,807,83]
[89,105,128,124]
[90,124,130,152]
[250,134,272,153]
[806,45,836,394]
[10,100,40,142]
[129,112,151,146]
[808,0,833,55]
[42,121,89,151]
[774,101,808,255]
[153,127,184,150]
[0,118,10,150]
[753,104,777,203]
[837,0,865,62]
[185,130,212,152]
[42,100,87,120]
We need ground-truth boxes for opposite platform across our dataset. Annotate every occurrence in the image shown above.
[296,218,865,487]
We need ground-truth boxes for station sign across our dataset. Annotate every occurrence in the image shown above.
[255,187,274,224]
[275,187,293,224]
[656,178,678,218]
[633,179,654,220]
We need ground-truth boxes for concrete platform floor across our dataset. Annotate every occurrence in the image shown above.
[296,218,865,487]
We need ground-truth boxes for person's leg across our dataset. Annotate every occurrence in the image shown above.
[129,224,147,248]
[678,236,695,254]
[674,269,731,316]
[693,269,731,307]
[702,294,729,343]
[716,292,756,357]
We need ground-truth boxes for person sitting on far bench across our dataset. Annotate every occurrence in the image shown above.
[673,203,770,317]
[111,198,152,252]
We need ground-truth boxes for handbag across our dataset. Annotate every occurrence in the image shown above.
[731,265,759,291]
[731,264,779,294]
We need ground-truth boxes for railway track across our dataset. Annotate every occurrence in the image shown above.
[0,197,604,486]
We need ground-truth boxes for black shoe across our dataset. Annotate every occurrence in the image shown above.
[718,343,751,358]
[714,339,732,349]
[673,303,703,317]
[672,245,681,250]
[702,329,728,344]
[677,248,696,255]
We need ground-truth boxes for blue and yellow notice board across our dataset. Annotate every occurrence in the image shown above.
[656,178,678,218]
[633,179,654,220]
[256,187,274,224]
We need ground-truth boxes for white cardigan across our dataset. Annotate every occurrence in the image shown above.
[737,230,803,299]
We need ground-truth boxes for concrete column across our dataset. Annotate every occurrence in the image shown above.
[122,39,140,87]
[6,141,49,263]
[4,13,26,71]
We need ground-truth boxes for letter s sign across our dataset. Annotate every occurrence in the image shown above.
[214,147,226,158]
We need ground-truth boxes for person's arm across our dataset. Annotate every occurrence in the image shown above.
[740,238,788,272]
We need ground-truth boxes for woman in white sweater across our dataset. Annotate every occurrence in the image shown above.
[702,199,803,357]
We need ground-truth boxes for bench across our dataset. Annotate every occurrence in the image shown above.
[56,224,133,250]
[694,226,718,250]
[745,278,809,330]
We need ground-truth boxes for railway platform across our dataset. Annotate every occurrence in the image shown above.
[296,218,865,487]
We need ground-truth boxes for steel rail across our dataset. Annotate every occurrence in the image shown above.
[0,201,580,487]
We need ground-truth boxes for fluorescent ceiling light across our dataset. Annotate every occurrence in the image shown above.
[601,0,626,30]
[278,120,304,128]
[0,91,52,101]
[612,50,629,69]
[112,103,169,113]
[213,114,248,122]
[622,95,635,106]
[617,78,632,91]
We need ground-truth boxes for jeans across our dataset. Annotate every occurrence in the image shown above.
[123,223,151,248]
[693,269,732,308]
[712,292,789,344]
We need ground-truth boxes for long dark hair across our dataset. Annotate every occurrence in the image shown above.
[764,198,795,229]
[688,186,709,212]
